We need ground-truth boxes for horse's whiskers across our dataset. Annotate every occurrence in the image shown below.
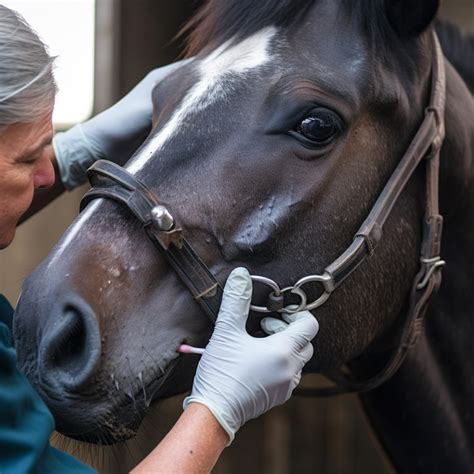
[123,385,136,403]
[137,371,149,407]
[141,344,164,381]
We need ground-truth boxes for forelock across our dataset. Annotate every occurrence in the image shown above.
[181,0,316,56]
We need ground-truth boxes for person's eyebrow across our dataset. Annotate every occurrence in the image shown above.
[17,135,53,160]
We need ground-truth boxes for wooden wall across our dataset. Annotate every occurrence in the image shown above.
[1,1,472,472]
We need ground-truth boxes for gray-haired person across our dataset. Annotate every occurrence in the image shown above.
[0,5,318,473]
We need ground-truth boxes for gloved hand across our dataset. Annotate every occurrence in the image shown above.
[183,267,319,444]
[53,60,190,190]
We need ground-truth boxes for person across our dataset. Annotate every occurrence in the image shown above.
[0,5,319,473]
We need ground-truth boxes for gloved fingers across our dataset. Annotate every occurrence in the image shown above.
[115,59,194,109]
[298,341,315,364]
[260,316,288,335]
[281,312,312,325]
[293,370,303,388]
[216,267,252,331]
[272,311,319,350]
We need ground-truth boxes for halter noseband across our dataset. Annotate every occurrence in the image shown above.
[81,31,446,396]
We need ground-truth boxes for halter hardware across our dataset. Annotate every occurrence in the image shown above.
[151,205,175,232]
[250,274,333,314]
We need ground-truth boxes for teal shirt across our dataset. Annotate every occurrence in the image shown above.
[0,294,96,474]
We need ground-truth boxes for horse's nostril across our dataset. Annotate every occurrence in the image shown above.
[49,308,87,371]
[39,293,101,393]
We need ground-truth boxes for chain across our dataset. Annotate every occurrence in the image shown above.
[250,273,335,314]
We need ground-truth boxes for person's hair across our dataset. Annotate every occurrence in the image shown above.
[0,5,57,130]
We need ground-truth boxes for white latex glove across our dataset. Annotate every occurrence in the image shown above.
[53,60,190,190]
[183,267,319,444]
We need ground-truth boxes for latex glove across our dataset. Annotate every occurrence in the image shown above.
[260,312,308,335]
[53,60,190,190]
[183,267,319,444]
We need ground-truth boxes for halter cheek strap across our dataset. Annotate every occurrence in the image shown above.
[295,30,446,396]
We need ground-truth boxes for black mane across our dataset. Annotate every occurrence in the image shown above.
[181,0,410,67]
[181,0,316,56]
[435,19,474,93]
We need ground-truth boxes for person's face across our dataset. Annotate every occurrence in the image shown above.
[0,111,55,249]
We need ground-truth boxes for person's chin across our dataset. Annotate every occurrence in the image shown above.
[0,227,16,250]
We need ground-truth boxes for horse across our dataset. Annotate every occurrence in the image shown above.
[12,0,474,472]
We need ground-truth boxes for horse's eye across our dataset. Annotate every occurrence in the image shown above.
[294,108,342,146]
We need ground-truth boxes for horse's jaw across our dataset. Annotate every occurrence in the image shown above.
[14,278,200,444]
[12,209,212,444]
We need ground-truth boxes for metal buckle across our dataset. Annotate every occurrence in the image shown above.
[151,205,174,231]
[250,273,334,314]
[416,256,446,290]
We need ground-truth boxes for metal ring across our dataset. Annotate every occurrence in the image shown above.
[250,275,281,313]
[249,273,335,313]
[294,273,334,292]
[279,286,308,314]
[294,273,334,311]
[305,292,331,311]
[250,275,281,294]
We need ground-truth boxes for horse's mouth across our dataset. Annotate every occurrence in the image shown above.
[62,348,186,445]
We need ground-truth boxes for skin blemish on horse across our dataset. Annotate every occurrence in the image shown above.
[12,0,474,471]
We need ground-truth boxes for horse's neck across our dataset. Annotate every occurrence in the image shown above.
[436,56,474,349]
[359,62,474,472]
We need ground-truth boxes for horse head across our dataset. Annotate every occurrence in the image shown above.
[13,0,443,444]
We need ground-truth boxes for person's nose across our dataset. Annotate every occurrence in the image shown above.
[33,152,56,189]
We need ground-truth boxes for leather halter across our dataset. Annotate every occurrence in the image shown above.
[80,162,223,322]
[81,31,446,396]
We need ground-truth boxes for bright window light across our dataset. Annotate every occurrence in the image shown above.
[2,0,95,126]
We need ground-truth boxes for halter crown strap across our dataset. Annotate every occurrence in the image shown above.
[295,30,446,396]
[323,31,445,290]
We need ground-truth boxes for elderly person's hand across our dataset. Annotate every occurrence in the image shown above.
[53,60,189,190]
[183,267,319,444]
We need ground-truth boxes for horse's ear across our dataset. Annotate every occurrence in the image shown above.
[385,0,440,37]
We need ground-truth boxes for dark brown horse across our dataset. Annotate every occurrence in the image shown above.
[13,0,473,472]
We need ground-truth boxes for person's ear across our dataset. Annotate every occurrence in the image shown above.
[385,0,440,37]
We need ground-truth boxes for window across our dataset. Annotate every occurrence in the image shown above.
[2,0,95,126]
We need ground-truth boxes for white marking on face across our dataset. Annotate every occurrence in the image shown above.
[46,200,100,268]
[127,26,278,173]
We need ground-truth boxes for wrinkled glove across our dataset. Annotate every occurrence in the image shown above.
[53,60,189,190]
[183,267,319,444]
